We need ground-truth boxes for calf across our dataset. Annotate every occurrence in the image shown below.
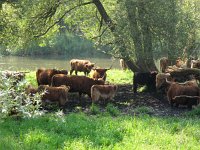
[167,80,200,109]
[160,57,169,73]
[91,68,110,81]
[133,71,158,93]
[37,85,70,107]
[51,74,105,97]
[119,59,128,70]
[70,59,95,76]
[91,85,118,103]
[36,68,68,86]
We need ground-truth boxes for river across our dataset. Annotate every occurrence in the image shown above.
[0,56,121,71]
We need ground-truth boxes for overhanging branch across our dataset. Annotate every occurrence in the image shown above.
[34,1,93,38]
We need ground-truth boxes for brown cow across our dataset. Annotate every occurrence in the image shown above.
[156,73,172,93]
[191,60,200,69]
[91,84,118,103]
[160,57,169,73]
[37,85,70,107]
[36,68,68,86]
[51,74,105,97]
[70,59,95,76]
[91,67,110,81]
[167,80,200,109]
[119,59,128,70]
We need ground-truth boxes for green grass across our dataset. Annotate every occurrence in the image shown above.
[1,113,200,149]
[2,69,200,149]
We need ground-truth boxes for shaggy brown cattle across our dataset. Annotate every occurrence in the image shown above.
[91,85,118,103]
[167,80,200,109]
[191,60,200,69]
[70,59,95,76]
[156,73,173,93]
[133,71,158,93]
[36,68,68,86]
[51,74,105,97]
[119,59,128,70]
[25,85,38,96]
[175,57,188,68]
[37,85,70,107]
[91,68,110,81]
[160,57,169,73]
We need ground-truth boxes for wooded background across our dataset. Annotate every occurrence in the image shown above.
[0,0,199,71]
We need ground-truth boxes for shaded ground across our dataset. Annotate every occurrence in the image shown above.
[60,84,193,117]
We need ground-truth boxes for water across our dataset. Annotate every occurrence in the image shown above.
[0,56,121,71]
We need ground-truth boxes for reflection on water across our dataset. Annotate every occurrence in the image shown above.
[0,56,120,71]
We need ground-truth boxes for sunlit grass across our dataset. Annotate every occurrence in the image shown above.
[1,113,200,149]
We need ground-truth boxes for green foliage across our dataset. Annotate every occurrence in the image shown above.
[90,103,100,115]
[0,71,42,118]
[134,106,154,115]
[105,103,120,116]
[185,107,200,117]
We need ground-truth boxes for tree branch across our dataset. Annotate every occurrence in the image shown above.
[34,1,93,38]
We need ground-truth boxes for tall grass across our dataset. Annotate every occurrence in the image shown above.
[0,113,200,149]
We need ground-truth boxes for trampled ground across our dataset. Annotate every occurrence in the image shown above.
[62,84,193,116]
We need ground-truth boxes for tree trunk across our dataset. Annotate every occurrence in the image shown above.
[93,0,142,72]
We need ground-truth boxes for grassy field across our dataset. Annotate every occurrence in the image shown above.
[1,69,200,150]
[1,113,200,149]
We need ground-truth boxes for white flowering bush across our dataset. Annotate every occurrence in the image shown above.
[0,71,42,118]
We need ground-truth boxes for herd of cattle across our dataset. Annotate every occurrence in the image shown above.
[25,59,117,108]
[2,57,200,110]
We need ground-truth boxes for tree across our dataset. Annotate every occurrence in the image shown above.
[1,0,200,72]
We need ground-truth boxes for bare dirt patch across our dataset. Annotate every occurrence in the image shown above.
[55,84,194,117]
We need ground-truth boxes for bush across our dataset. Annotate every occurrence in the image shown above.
[0,71,42,118]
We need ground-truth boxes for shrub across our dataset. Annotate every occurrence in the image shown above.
[0,71,42,118]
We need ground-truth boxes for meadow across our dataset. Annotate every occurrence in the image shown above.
[1,69,200,150]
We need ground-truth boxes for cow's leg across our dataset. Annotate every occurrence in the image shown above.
[75,70,78,75]
[70,69,74,75]
[133,83,137,93]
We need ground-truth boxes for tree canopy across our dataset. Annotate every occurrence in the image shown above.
[1,0,200,71]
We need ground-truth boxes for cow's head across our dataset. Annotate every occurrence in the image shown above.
[156,73,171,91]
[85,63,95,72]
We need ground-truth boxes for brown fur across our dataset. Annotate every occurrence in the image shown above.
[191,60,200,69]
[36,68,68,86]
[37,85,70,107]
[51,74,105,97]
[167,81,200,109]
[119,59,128,70]
[70,59,95,76]
[156,73,172,93]
[25,85,38,96]
[91,68,109,81]
[160,57,169,73]
[91,85,118,103]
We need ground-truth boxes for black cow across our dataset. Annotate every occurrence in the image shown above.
[133,71,158,93]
